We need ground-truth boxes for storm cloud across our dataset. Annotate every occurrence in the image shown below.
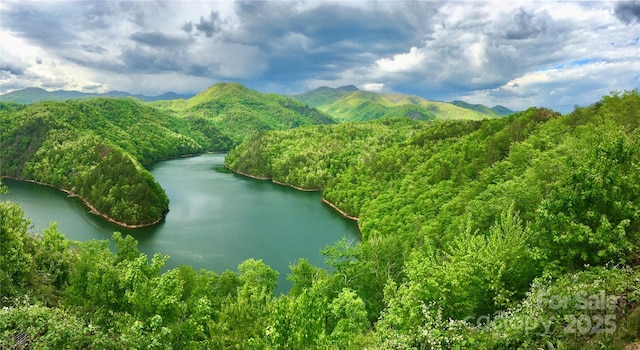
[130,31,192,48]
[614,1,640,24]
[195,11,222,38]
[0,0,638,112]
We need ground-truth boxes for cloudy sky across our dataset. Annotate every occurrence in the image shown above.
[1,0,638,112]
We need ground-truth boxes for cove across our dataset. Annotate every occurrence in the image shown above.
[1,153,360,291]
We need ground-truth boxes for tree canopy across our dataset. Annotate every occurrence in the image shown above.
[1,91,639,348]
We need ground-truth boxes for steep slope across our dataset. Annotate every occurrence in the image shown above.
[293,86,495,121]
[154,82,336,145]
[452,100,501,117]
[0,98,208,227]
[491,104,515,116]
[452,100,515,117]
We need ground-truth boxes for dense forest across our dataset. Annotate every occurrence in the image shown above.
[292,85,512,122]
[151,82,336,146]
[0,98,205,226]
[1,91,638,348]
[0,83,332,226]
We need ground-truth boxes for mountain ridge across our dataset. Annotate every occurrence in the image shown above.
[1,84,514,119]
[293,86,509,122]
[149,82,336,146]
[0,87,195,104]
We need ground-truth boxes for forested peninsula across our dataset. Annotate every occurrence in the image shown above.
[1,89,639,348]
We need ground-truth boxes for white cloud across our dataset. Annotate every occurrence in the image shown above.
[460,60,640,112]
[376,47,425,73]
[361,83,384,92]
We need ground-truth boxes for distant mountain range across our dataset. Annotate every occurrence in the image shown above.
[0,87,195,104]
[451,100,513,117]
[1,84,514,122]
[293,85,514,122]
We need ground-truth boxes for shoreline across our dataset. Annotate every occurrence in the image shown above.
[143,151,228,167]
[271,179,321,192]
[321,198,359,222]
[225,166,322,192]
[225,166,361,226]
[3,152,225,229]
[226,167,270,180]
[1,176,163,229]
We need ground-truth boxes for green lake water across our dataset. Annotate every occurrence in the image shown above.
[1,153,360,291]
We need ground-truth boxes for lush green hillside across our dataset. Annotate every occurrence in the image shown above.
[293,85,498,121]
[0,98,211,226]
[226,118,425,189]
[226,90,640,347]
[152,82,336,145]
[452,99,514,117]
[1,91,639,349]
[0,87,194,104]
[491,104,515,116]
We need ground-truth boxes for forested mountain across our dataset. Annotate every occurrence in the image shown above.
[293,85,504,121]
[152,82,336,145]
[452,100,514,117]
[0,87,195,104]
[1,91,638,348]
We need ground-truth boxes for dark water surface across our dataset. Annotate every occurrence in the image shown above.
[2,153,359,291]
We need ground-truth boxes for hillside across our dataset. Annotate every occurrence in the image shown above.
[0,98,212,226]
[452,100,514,117]
[226,90,640,348]
[152,82,336,145]
[293,85,500,121]
[0,87,194,104]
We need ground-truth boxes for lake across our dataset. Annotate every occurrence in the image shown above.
[1,153,360,292]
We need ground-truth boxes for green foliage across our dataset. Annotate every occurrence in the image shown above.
[294,85,496,122]
[226,117,424,192]
[228,90,640,348]
[475,266,640,349]
[1,91,640,348]
[452,100,515,117]
[62,232,217,348]
[0,98,200,225]
[390,206,538,329]
[328,288,369,344]
[31,223,76,303]
[532,120,640,271]
[0,305,109,349]
[267,283,329,349]
[0,202,33,302]
[287,258,328,297]
[155,82,335,147]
